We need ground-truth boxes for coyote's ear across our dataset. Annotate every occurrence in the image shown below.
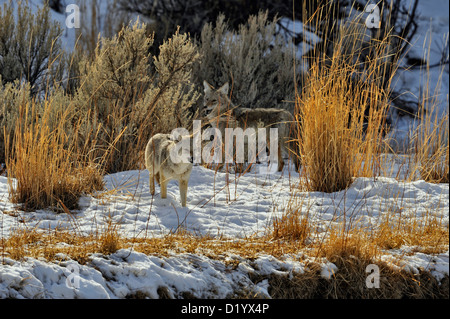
[218,82,229,95]
[169,132,184,143]
[203,81,212,94]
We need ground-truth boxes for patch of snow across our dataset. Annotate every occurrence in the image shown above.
[320,262,338,280]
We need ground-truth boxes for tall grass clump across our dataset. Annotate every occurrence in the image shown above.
[0,78,32,163]
[272,207,311,244]
[410,55,449,184]
[5,98,104,212]
[413,109,449,183]
[296,20,392,193]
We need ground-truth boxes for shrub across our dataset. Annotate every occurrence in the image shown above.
[77,19,154,111]
[116,0,310,57]
[75,21,200,172]
[195,11,300,113]
[0,1,64,96]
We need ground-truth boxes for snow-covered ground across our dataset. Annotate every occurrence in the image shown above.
[0,0,448,299]
[1,162,449,240]
[0,162,448,298]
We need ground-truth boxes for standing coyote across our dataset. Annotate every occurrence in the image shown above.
[202,81,299,172]
[145,133,193,207]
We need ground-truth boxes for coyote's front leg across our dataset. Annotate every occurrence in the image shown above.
[160,172,168,199]
[149,173,155,195]
[277,142,284,172]
[179,179,188,207]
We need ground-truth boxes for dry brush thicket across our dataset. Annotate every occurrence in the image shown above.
[0,2,309,211]
[1,2,202,210]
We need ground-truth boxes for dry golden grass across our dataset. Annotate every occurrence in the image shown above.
[295,34,391,193]
[316,227,379,263]
[408,35,449,184]
[98,216,123,255]
[307,208,449,268]
[2,208,447,265]
[270,188,448,264]
[271,196,312,244]
[373,211,449,253]
[411,105,449,184]
[2,227,96,264]
[0,228,299,265]
[266,257,448,299]
[2,204,447,299]
[4,100,104,212]
[272,208,310,243]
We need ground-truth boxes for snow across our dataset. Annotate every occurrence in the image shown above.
[2,164,446,241]
[0,247,306,299]
[0,0,448,299]
[380,249,450,282]
[320,262,338,280]
[0,256,109,298]
[1,162,448,298]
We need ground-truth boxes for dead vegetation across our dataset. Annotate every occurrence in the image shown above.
[1,221,448,298]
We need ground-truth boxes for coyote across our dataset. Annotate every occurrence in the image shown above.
[145,133,193,207]
[202,81,299,172]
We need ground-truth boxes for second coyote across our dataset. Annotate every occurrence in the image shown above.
[202,81,299,172]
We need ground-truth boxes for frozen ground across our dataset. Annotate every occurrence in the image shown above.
[0,161,448,298]
[1,162,449,240]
